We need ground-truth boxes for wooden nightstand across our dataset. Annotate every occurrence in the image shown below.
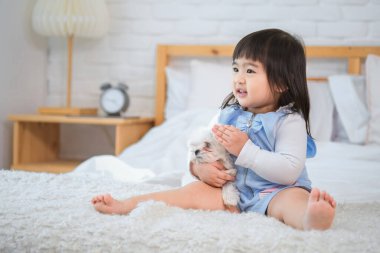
[8,114,155,173]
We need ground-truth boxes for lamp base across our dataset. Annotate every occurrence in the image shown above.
[38,107,98,116]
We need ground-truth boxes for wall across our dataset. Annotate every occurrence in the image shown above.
[47,0,380,119]
[3,0,380,162]
[0,0,47,168]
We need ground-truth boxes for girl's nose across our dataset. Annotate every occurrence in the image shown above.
[234,73,245,84]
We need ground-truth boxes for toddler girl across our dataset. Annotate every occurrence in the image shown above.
[92,28,336,230]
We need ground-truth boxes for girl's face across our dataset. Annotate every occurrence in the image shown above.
[232,58,279,114]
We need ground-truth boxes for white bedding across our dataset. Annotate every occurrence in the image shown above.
[2,109,380,252]
[1,170,379,252]
[307,141,380,203]
[74,109,380,204]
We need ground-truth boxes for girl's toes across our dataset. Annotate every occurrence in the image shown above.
[309,188,320,202]
[319,191,326,201]
[326,193,332,202]
[327,194,337,208]
[104,194,113,204]
[91,196,100,204]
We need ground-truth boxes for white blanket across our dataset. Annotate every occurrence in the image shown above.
[306,141,380,203]
[74,109,217,186]
[1,170,379,253]
[74,109,380,204]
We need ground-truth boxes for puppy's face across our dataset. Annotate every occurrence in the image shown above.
[188,129,221,164]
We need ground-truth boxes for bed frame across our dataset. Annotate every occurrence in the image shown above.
[154,45,380,126]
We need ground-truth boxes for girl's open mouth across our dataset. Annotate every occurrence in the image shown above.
[236,89,248,97]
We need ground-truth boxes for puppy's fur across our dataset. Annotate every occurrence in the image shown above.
[187,128,239,206]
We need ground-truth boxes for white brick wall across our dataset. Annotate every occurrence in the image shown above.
[47,0,380,118]
[44,0,380,158]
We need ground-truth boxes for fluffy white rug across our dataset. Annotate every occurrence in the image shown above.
[0,170,379,253]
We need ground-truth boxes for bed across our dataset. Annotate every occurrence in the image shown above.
[1,44,380,253]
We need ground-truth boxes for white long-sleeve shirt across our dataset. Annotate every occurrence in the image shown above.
[182,111,308,186]
[234,112,307,185]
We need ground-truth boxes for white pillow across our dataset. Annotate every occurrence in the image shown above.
[328,75,369,144]
[308,82,334,141]
[330,76,367,143]
[165,67,190,120]
[366,54,380,144]
[187,60,232,110]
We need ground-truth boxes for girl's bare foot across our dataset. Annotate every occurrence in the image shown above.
[91,194,130,214]
[303,188,336,230]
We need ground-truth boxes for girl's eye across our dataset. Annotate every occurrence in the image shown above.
[232,67,239,72]
[247,69,255,74]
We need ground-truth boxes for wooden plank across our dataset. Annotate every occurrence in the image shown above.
[166,45,234,57]
[163,45,380,58]
[12,122,20,166]
[38,107,98,116]
[17,122,59,164]
[307,77,328,82]
[11,160,81,173]
[348,57,362,75]
[115,122,153,155]
[306,46,380,58]
[8,114,155,126]
[155,45,169,126]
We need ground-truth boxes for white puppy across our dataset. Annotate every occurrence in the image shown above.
[187,128,240,206]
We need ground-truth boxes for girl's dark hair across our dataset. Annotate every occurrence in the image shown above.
[222,28,311,136]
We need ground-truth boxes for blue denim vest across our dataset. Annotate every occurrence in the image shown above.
[218,104,316,213]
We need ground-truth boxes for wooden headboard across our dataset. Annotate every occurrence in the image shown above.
[154,45,380,126]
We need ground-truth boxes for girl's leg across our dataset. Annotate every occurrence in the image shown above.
[92,181,238,214]
[267,187,336,230]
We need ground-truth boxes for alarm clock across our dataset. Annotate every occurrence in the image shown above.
[100,82,130,116]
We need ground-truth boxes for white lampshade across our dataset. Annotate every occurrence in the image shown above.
[32,0,109,38]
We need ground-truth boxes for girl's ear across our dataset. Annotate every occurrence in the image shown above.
[274,84,288,93]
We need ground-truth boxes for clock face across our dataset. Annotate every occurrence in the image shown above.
[101,88,125,114]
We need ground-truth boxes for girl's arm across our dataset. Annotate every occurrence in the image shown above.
[214,113,307,185]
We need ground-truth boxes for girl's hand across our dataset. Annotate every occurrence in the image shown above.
[191,161,235,188]
[212,124,249,156]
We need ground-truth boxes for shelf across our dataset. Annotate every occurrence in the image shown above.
[9,114,154,173]
[11,160,82,174]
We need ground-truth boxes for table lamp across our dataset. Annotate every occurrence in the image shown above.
[32,0,109,115]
